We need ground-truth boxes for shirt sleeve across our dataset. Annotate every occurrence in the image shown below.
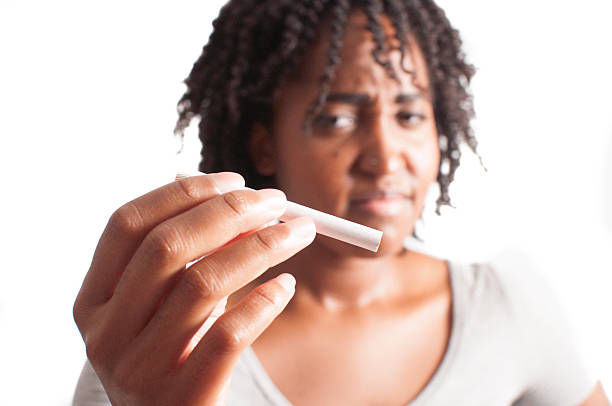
[492,254,597,406]
[72,360,112,406]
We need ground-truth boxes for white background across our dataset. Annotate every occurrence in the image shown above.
[1,1,611,404]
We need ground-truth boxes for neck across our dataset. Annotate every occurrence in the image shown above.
[274,239,447,311]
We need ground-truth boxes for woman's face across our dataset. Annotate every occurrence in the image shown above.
[258,11,439,256]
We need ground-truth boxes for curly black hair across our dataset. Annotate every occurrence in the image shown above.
[175,0,478,213]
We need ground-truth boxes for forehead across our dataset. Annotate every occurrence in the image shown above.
[288,10,430,93]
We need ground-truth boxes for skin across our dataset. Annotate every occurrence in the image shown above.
[248,11,610,406]
[74,174,317,405]
[73,9,609,406]
[244,12,451,405]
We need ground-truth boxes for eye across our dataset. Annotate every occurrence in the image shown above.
[313,113,357,130]
[397,111,426,128]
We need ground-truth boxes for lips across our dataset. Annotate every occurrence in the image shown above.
[349,191,413,217]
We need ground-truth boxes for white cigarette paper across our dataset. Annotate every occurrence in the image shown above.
[281,201,382,252]
[176,171,383,252]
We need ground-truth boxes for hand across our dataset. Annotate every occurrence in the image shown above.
[73,173,315,405]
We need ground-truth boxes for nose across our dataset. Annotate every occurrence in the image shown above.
[356,116,406,176]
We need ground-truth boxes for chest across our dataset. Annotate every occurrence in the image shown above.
[253,298,452,406]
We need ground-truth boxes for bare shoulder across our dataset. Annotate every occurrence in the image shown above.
[579,382,610,406]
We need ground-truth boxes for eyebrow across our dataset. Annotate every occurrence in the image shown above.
[326,93,371,105]
[395,93,423,103]
[325,92,423,105]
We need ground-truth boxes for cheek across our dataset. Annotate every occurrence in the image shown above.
[422,142,440,182]
[419,120,441,178]
[302,145,356,199]
[409,131,440,199]
[276,138,355,207]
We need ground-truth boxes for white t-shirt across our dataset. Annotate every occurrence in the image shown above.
[73,261,596,406]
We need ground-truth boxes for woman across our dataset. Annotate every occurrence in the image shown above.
[72,0,609,404]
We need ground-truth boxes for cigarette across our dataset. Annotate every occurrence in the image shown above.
[176,172,383,252]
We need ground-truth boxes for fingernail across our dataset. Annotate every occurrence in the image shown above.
[209,172,245,193]
[257,189,287,213]
[275,273,296,293]
[286,217,316,242]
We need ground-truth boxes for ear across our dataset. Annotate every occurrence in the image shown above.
[248,122,276,176]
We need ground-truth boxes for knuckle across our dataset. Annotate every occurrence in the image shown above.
[253,224,291,251]
[72,298,86,329]
[175,177,205,201]
[222,190,251,216]
[251,283,285,308]
[143,222,185,263]
[73,295,97,336]
[179,267,219,302]
[207,322,244,354]
[109,202,146,236]
[84,334,105,366]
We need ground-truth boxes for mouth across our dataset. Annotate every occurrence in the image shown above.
[349,191,413,217]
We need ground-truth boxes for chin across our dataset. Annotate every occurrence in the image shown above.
[351,211,415,248]
[372,223,413,255]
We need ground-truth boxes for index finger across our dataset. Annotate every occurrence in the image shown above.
[76,173,245,308]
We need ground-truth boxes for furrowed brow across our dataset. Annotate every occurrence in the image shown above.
[395,93,423,103]
[326,93,372,105]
